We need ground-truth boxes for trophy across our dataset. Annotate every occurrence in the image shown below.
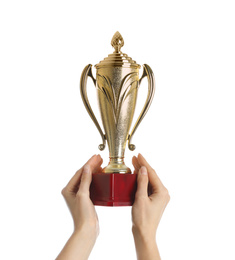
[80,32,155,206]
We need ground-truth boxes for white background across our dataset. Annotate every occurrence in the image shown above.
[0,0,235,259]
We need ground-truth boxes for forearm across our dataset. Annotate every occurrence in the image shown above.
[56,227,97,260]
[132,228,161,260]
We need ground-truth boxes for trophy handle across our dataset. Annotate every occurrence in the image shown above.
[80,64,106,150]
[128,64,155,151]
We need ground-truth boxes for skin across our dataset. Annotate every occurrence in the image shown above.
[56,153,170,260]
[132,154,170,260]
[56,155,103,260]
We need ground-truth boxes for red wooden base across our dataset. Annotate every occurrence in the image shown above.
[90,173,137,206]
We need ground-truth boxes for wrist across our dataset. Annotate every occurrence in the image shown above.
[132,226,156,245]
[132,226,160,260]
[74,223,99,242]
[56,226,98,260]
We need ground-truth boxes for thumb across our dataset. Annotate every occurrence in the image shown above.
[135,166,149,198]
[78,165,92,195]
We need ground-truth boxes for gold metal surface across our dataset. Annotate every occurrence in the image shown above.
[111,31,124,53]
[80,32,155,173]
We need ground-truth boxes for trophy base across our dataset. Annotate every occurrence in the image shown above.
[90,173,137,206]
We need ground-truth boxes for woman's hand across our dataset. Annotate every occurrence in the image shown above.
[132,153,170,260]
[61,154,103,236]
[56,154,103,260]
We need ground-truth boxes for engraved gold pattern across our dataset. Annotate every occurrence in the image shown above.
[96,72,138,125]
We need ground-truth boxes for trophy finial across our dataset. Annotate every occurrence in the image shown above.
[111,31,124,53]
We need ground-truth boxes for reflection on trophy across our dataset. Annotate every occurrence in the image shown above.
[80,32,155,206]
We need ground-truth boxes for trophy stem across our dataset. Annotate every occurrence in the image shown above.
[102,156,131,174]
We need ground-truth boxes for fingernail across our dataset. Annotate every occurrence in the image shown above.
[83,165,90,174]
[140,166,147,175]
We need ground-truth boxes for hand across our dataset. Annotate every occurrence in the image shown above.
[61,154,103,235]
[56,155,103,260]
[131,153,170,260]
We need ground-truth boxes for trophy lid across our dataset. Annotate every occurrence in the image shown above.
[95,31,141,69]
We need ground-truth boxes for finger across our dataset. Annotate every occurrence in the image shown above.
[78,165,92,194]
[137,153,165,193]
[66,155,101,193]
[135,166,149,198]
[92,155,103,173]
[132,156,141,173]
[78,155,103,194]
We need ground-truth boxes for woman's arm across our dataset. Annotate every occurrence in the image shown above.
[56,227,97,260]
[56,155,103,260]
[132,154,170,260]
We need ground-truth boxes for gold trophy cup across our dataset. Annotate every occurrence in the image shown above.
[80,32,155,206]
